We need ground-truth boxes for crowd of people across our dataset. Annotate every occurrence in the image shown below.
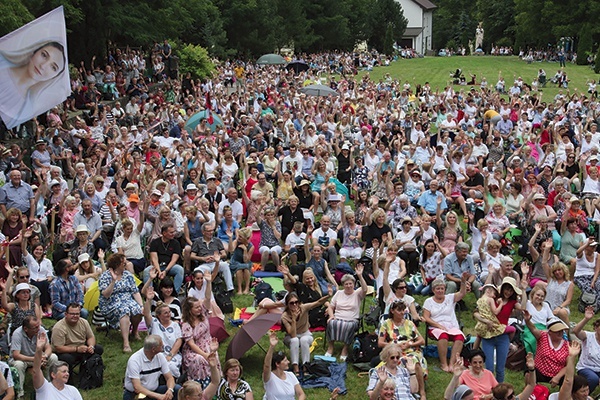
[1,45,600,399]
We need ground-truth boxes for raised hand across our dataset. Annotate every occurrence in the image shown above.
[585,305,595,320]
[523,310,531,323]
[569,340,581,357]
[98,249,105,260]
[36,331,47,351]
[376,365,388,382]
[269,330,278,347]
[452,356,465,377]
[525,352,534,370]
[209,337,219,353]
[355,263,364,275]
[149,268,158,280]
[146,286,155,301]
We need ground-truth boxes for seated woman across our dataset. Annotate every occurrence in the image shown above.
[395,217,420,276]
[2,263,42,335]
[522,284,554,354]
[422,275,468,373]
[414,238,447,295]
[444,351,537,400]
[75,252,104,293]
[228,227,253,296]
[217,359,253,400]
[143,285,183,378]
[187,269,224,320]
[542,259,574,324]
[98,253,143,352]
[68,225,95,265]
[524,312,570,386]
[573,306,600,393]
[377,300,426,400]
[280,265,330,329]
[325,265,368,361]
[217,206,240,254]
[263,331,306,400]
[181,289,221,388]
[574,237,600,312]
[256,205,283,271]
[381,253,421,322]
[281,291,330,375]
[437,211,464,254]
[115,217,146,275]
[550,341,591,400]
[366,343,418,400]
[304,226,337,295]
[21,231,53,316]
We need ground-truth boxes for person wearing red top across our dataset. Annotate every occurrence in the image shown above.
[525,314,570,386]
[561,197,588,233]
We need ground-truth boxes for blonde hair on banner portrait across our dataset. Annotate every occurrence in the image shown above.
[0,6,70,128]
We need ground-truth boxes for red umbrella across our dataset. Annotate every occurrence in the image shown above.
[209,317,229,343]
[226,313,282,360]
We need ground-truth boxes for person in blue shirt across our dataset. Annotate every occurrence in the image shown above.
[443,242,481,298]
[417,180,448,216]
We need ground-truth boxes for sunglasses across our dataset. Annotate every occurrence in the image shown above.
[396,286,407,290]
[19,275,30,279]
[288,301,299,305]
[389,355,401,360]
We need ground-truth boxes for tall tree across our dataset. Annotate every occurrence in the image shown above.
[0,0,34,37]
[366,0,408,52]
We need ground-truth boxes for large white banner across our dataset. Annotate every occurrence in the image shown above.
[0,6,70,129]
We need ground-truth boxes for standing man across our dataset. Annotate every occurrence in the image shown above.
[10,316,58,398]
[0,169,35,221]
[51,303,103,379]
[123,335,188,400]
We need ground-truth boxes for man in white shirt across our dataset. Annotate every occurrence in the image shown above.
[282,144,304,182]
[311,215,338,270]
[217,188,243,223]
[469,135,489,163]
[284,221,307,265]
[123,335,180,400]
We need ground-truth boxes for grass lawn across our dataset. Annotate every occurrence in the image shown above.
[361,55,598,104]
[26,55,600,400]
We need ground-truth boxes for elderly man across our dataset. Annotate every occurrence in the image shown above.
[190,223,234,292]
[10,316,58,398]
[311,215,338,270]
[123,335,190,400]
[34,331,82,400]
[496,113,514,138]
[0,169,35,221]
[51,303,103,380]
[50,259,87,320]
[417,180,447,217]
[462,166,485,200]
[443,242,481,298]
[73,198,106,250]
[144,224,185,293]
[217,188,243,222]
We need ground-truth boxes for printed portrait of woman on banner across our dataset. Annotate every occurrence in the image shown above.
[0,7,70,129]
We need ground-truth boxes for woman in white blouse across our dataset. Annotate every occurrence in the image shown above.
[21,230,54,316]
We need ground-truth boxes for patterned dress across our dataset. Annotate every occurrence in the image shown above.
[97,270,142,327]
[217,378,253,400]
[378,318,428,375]
[181,305,221,387]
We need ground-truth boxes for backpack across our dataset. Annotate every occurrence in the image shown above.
[253,281,274,305]
[214,289,234,314]
[79,353,104,390]
[349,331,380,364]
[303,359,331,377]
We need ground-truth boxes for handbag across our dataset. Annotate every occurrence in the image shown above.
[579,290,598,313]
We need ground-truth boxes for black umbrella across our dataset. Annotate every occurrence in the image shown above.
[286,60,309,73]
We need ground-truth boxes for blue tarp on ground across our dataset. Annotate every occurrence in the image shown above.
[301,362,347,395]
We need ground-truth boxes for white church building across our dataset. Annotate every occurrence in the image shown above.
[396,0,436,54]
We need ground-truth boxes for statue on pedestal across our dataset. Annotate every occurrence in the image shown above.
[475,22,484,49]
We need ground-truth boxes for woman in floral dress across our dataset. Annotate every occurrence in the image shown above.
[181,275,221,388]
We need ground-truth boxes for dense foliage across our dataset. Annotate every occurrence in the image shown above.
[4,0,405,61]
[433,0,600,53]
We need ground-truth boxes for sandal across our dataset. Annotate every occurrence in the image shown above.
[339,355,347,362]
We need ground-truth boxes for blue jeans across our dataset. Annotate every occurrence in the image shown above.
[412,282,432,296]
[143,264,184,293]
[578,368,600,392]
[123,384,181,400]
[481,333,510,383]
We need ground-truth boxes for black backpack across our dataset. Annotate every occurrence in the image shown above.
[212,276,234,314]
[79,354,104,390]
[349,331,380,364]
[254,281,274,305]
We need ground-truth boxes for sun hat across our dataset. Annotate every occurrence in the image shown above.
[186,184,198,191]
[151,189,162,196]
[49,179,61,187]
[128,193,140,203]
[75,225,89,234]
[547,317,569,332]
[299,179,311,187]
[328,194,342,202]
[500,276,522,295]
[78,253,90,264]
[13,283,31,297]
[533,193,546,200]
